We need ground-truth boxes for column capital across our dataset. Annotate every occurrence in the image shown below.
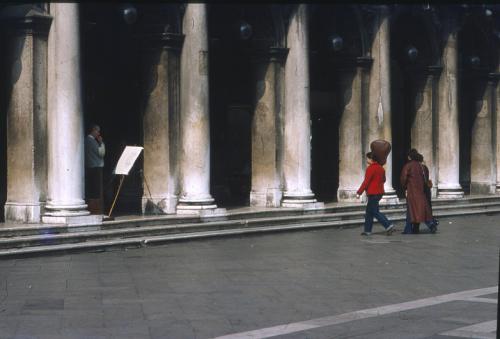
[0,6,52,36]
[138,32,185,52]
[251,47,289,64]
[356,56,373,69]
[488,72,500,85]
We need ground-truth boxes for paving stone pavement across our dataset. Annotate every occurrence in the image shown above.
[0,214,498,339]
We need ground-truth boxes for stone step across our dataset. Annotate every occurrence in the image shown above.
[0,204,499,258]
[2,196,499,238]
[0,200,498,244]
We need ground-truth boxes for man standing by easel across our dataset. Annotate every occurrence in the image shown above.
[85,124,105,214]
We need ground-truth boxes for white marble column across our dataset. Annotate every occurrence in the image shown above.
[282,4,321,208]
[250,48,288,207]
[141,34,183,214]
[470,75,497,194]
[437,14,464,199]
[43,3,99,224]
[338,58,372,202]
[2,5,51,223]
[411,66,441,198]
[367,5,398,204]
[177,4,217,213]
[495,73,500,194]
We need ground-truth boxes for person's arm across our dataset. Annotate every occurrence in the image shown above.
[98,142,105,158]
[357,166,373,195]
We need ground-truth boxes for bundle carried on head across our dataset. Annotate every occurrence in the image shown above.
[370,139,392,165]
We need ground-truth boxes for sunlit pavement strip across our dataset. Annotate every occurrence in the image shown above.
[212,286,498,339]
[440,320,497,339]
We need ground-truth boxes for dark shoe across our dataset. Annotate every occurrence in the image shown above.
[412,224,420,234]
[430,225,437,234]
[386,224,395,236]
[361,232,372,236]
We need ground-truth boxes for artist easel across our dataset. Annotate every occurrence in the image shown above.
[106,174,125,219]
[104,146,144,220]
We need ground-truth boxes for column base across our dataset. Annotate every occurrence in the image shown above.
[42,201,101,225]
[4,202,43,223]
[281,191,323,209]
[470,182,496,195]
[337,189,359,202]
[437,186,464,199]
[380,190,399,205]
[250,189,282,207]
[42,214,102,226]
[142,195,178,215]
[177,195,218,215]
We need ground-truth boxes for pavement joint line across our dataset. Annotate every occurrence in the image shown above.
[457,297,498,304]
[440,320,497,339]
[211,286,498,339]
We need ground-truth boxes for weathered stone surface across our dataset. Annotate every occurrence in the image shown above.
[338,66,364,202]
[142,34,183,215]
[470,79,496,194]
[437,14,464,199]
[2,6,51,223]
[367,6,398,204]
[251,49,287,207]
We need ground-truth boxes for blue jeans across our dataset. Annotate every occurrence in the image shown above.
[403,208,435,234]
[364,195,392,233]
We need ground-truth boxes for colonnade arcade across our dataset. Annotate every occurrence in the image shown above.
[0,4,499,223]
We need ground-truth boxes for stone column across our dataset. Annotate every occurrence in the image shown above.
[495,73,500,194]
[411,66,441,198]
[177,4,217,213]
[338,57,372,202]
[367,5,398,204]
[250,47,288,207]
[437,14,464,198]
[470,74,498,194]
[1,5,51,223]
[43,3,99,224]
[282,4,321,208]
[141,33,184,214]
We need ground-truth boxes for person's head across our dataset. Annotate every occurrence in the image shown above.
[89,124,101,138]
[407,148,420,161]
[366,151,379,165]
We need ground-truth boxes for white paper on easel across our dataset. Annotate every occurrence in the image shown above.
[114,146,143,175]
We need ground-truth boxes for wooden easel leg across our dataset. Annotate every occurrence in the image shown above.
[107,175,125,219]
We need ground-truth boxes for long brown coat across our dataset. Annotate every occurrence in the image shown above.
[400,160,432,223]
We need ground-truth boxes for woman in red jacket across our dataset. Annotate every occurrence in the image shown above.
[356,152,394,236]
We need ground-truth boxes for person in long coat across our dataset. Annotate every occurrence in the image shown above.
[400,149,436,234]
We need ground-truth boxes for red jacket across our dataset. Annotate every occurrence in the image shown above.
[357,162,386,196]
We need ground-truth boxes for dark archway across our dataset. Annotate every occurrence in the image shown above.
[390,7,437,198]
[310,4,365,202]
[80,3,144,214]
